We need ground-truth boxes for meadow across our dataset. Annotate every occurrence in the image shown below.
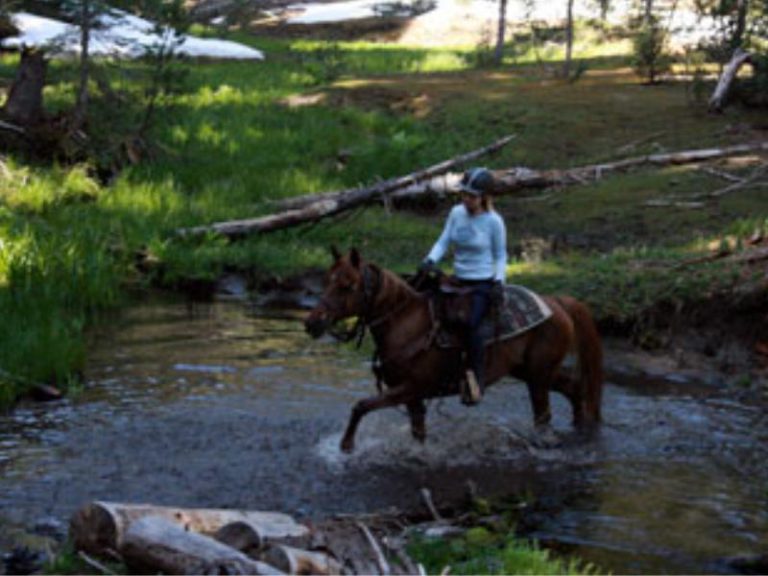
[1,22,767,408]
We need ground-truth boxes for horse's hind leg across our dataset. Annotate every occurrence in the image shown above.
[550,372,584,425]
[525,378,553,428]
[407,400,427,443]
[340,386,411,453]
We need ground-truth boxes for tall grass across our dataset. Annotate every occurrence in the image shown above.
[0,163,130,403]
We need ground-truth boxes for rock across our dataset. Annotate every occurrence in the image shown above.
[2,547,46,575]
[728,553,768,574]
[32,517,66,542]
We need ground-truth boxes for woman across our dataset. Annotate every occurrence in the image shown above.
[419,167,508,405]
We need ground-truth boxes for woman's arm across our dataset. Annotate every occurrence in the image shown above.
[492,213,508,282]
[425,206,457,264]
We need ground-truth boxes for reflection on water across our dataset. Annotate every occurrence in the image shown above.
[0,296,766,574]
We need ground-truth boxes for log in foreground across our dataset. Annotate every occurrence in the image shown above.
[70,501,308,557]
[262,543,343,575]
[173,141,767,240]
[120,516,283,575]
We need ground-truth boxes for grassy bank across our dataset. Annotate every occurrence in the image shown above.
[1,27,767,407]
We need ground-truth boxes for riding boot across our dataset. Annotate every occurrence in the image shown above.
[463,348,485,406]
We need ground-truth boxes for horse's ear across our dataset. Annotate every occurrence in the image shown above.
[330,245,342,262]
[350,247,361,268]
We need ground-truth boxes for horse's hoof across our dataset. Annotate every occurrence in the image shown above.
[340,439,354,453]
[412,429,426,443]
[532,426,561,449]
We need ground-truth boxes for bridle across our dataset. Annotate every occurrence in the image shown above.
[325,263,383,347]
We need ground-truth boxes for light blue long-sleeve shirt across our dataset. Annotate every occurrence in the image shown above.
[426,204,508,282]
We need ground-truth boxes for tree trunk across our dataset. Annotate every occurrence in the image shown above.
[2,48,46,126]
[563,0,575,78]
[732,0,749,50]
[73,0,91,131]
[644,0,654,24]
[120,517,283,575]
[70,501,308,557]
[494,0,508,65]
[708,48,753,112]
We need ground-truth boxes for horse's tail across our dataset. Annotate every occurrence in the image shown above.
[559,296,603,422]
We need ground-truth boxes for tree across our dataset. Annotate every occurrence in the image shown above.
[494,0,508,65]
[563,0,575,77]
[631,13,671,83]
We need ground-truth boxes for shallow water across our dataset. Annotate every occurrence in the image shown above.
[0,296,766,574]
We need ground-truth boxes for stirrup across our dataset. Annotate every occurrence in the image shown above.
[462,369,482,406]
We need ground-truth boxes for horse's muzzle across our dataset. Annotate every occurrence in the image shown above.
[304,310,329,339]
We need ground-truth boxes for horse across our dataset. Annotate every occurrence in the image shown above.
[305,247,603,453]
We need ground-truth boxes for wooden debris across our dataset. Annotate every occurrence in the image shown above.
[419,488,443,522]
[70,501,308,557]
[213,520,266,556]
[262,543,342,575]
[77,551,116,575]
[356,522,390,576]
[120,516,283,575]
[70,501,427,575]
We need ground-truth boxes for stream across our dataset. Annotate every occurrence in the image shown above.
[1,296,767,574]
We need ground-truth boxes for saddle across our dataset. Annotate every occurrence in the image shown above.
[434,276,476,327]
[428,277,553,349]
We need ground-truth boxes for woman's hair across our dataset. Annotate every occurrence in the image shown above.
[481,194,494,212]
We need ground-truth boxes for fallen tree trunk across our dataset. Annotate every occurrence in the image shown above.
[274,133,517,212]
[709,48,753,113]
[174,141,768,240]
[70,501,308,557]
[120,516,283,575]
[175,134,516,239]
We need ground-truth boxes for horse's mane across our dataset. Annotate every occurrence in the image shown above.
[368,262,420,302]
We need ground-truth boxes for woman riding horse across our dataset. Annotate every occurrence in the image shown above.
[305,248,603,454]
[420,167,507,405]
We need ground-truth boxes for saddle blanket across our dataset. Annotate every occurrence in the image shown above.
[436,284,552,348]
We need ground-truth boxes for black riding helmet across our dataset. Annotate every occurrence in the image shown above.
[460,167,494,196]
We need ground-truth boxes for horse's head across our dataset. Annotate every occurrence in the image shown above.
[305,246,370,339]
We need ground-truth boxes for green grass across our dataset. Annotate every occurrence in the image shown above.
[408,526,596,575]
[1,26,767,406]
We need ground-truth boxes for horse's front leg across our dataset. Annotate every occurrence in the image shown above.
[341,386,411,453]
[407,399,427,443]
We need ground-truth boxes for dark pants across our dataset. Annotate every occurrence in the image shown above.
[459,278,494,385]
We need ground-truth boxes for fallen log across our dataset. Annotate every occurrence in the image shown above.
[273,133,517,212]
[261,543,342,575]
[214,520,266,556]
[173,141,768,240]
[175,134,516,239]
[70,501,308,557]
[120,516,283,575]
[708,48,753,113]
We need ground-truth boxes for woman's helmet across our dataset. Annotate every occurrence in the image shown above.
[460,167,494,196]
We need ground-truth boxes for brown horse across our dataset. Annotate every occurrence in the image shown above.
[305,247,603,453]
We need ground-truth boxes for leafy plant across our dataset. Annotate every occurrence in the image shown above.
[631,14,671,83]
